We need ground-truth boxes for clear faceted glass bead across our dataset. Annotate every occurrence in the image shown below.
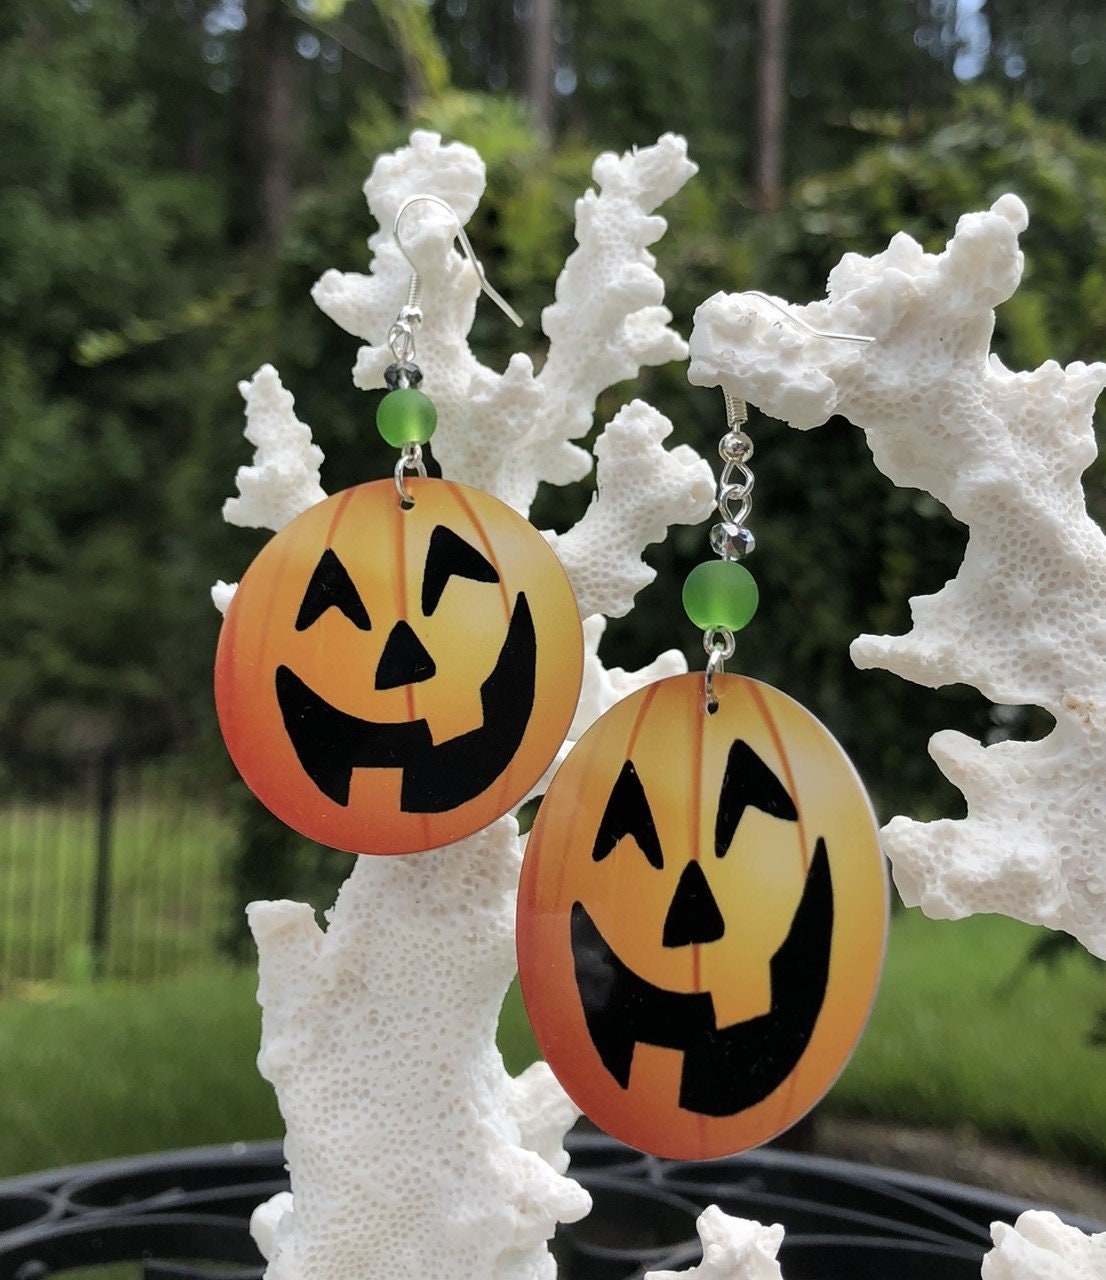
[709,521,756,560]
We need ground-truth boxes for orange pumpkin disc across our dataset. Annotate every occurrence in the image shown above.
[215,477,583,855]
[517,672,886,1160]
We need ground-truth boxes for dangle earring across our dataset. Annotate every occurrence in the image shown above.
[516,295,887,1161]
[215,196,584,857]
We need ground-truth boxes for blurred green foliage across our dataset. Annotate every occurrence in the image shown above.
[0,0,227,767]
[2,0,1106,935]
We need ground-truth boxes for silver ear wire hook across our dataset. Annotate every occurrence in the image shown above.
[719,291,875,449]
[391,194,523,358]
[385,195,522,506]
[743,290,875,344]
[701,295,873,713]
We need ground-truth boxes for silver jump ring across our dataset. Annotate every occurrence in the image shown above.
[703,628,735,714]
[703,628,736,661]
[394,443,427,505]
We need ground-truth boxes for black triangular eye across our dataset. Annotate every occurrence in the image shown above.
[715,740,798,857]
[592,760,663,870]
[295,549,372,632]
[421,525,499,616]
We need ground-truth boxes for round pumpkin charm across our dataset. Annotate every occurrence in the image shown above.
[215,478,583,855]
[517,672,886,1160]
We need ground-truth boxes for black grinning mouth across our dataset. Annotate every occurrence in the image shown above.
[570,837,834,1117]
[275,593,537,813]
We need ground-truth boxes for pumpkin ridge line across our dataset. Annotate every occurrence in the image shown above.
[447,480,512,620]
[747,679,809,874]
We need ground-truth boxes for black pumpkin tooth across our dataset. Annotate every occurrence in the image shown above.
[273,594,536,813]
[570,838,833,1118]
[274,665,424,805]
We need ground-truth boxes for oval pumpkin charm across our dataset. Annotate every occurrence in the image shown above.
[215,478,583,855]
[517,672,886,1160]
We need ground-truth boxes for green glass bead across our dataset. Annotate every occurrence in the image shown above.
[682,559,759,631]
[376,388,437,447]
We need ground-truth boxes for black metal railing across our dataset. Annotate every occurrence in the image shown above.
[1,1130,1101,1279]
[0,752,234,989]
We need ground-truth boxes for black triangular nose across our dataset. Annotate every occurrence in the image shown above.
[375,621,436,690]
[663,861,725,947]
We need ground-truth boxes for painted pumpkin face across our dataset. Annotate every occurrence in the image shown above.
[215,478,583,855]
[516,672,886,1160]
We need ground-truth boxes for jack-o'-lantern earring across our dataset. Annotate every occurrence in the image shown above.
[215,196,584,856]
[517,296,888,1160]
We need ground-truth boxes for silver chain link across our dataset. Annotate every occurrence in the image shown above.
[711,392,756,561]
[697,297,875,712]
[387,304,423,366]
[702,392,755,713]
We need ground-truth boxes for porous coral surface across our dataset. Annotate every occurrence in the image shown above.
[689,194,1106,958]
[248,820,590,1280]
[645,1207,785,1280]
[222,132,713,1280]
[640,1208,1106,1280]
[312,130,702,517]
[983,1210,1106,1280]
[224,364,326,533]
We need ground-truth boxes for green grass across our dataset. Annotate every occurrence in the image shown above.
[0,967,279,1178]
[0,780,236,990]
[828,910,1106,1170]
[0,910,1102,1188]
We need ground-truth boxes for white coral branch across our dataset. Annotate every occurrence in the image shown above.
[312,130,699,516]
[646,1207,786,1280]
[247,818,590,1280]
[310,131,486,349]
[212,365,329,614]
[546,399,715,619]
[983,1210,1106,1279]
[638,1207,1106,1280]
[223,364,327,533]
[223,132,713,1280]
[250,1191,294,1264]
[534,134,698,459]
[505,1061,582,1178]
[211,580,236,616]
[689,194,1106,959]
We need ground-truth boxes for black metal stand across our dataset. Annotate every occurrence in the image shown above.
[1,1130,1100,1279]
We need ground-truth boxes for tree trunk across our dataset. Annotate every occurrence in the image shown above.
[237,0,299,249]
[526,0,557,138]
[754,0,789,213]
